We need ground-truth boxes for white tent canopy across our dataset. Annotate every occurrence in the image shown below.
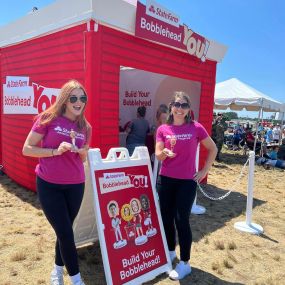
[214,78,285,112]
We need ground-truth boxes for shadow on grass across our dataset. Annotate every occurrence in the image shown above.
[0,174,41,210]
[217,151,248,166]
[78,246,245,285]
[144,266,244,285]
[191,185,266,243]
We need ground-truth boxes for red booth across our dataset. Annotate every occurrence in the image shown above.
[0,0,227,191]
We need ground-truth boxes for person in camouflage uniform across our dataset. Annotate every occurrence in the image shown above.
[211,113,227,161]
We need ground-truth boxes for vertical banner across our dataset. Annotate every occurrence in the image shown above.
[88,147,171,285]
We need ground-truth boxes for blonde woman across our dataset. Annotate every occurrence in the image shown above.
[23,80,92,285]
[155,91,217,280]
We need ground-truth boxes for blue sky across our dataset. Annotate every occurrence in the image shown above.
[1,0,284,119]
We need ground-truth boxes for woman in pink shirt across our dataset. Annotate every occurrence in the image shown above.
[23,80,92,285]
[155,91,217,280]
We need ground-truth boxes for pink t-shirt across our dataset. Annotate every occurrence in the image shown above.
[156,121,208,179]
[32,116,90,184]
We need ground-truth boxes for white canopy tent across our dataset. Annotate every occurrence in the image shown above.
[214,78,285,113]
[214,78,285,150]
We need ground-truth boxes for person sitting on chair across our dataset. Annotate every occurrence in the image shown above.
[277,138,285,160]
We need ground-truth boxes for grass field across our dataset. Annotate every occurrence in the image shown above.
[0,148,284,285]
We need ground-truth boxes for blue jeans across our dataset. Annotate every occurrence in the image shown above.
[157,175,197,261]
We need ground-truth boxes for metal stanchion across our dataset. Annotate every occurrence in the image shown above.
[191,143,206,215]
[234,151,263,234]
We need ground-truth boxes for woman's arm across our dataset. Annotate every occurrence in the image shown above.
[193,136,217,183]
[22,131,72,158]
[155,141,176,161]
[77,145,90,162]
[77,126,92,162]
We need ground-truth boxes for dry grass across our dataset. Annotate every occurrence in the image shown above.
[0,148,284,285]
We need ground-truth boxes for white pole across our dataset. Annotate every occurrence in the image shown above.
[253,107,262,153]
[245,151,255,225]
[191,143,206,215]
[234,151,263,234]
[153,157,159,186]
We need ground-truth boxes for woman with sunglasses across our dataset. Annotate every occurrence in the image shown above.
[23,80,91,285]
[155,91,217,280]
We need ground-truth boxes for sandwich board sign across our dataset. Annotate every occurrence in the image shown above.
[87,146,171,285]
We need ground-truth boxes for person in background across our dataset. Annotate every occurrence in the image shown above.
[244,128,261,152]
[126,106,150,156]
[232,124,244,150]
[152,104,168,140]
[22,80,92,285]
[211,112,227,161]
[282,124,285,139]
[268,145,279,160]
[211,112,217,143]
[272,124,281,143]
[277,138,285,160]
[257,122,264,140]
[155,91,217,280]
[265,125,274,144]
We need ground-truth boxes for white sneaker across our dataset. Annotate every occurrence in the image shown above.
[169,250,177,262]
[169,261,191,280]
[50,269,64,285]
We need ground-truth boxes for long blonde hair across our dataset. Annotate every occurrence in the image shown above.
[166,91,192,124]
[37,79,89,129]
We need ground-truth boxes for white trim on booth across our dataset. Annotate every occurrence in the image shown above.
[0,0,227,62]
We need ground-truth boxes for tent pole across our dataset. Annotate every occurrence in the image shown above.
[253,107,263,153]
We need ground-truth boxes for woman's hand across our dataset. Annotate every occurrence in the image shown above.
[55,142,74,155]
[193,168,208,183]
[155,141,176,161]
[75,145,89,162]
[194,136,217,183]
[162,148,176,158]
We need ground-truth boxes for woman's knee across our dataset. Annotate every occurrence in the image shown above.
[55,226,74,242]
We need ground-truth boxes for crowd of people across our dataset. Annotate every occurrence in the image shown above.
[211,115,285,168]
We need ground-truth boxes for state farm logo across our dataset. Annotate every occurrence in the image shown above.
[54,126,63,132]
[149,5,155,13]
[146,0,180,27]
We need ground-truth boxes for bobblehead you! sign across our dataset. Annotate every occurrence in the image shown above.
[3,76,60,114]
[94,165,168,284]
[136,0,210,62]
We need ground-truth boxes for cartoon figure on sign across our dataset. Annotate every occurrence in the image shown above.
[121,204,136,241]
[107,201,127,249]
[140,194,157,237]
[130,198,148,245]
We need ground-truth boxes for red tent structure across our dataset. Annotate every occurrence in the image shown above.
[0,0,227,191]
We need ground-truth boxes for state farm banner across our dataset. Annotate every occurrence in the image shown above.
[136,0,210,62]
[3,76,59,114]
[88,147,171,285]
[119,68,201,130]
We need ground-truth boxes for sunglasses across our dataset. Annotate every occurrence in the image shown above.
[173,102,190,109]
[69,95,87,104]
